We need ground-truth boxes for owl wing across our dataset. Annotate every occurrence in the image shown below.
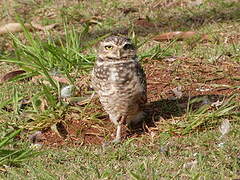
[90,69,100,91]
[91,63,109,92]
[135,61,147,105]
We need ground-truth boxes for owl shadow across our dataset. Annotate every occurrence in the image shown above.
[128,94,224,134]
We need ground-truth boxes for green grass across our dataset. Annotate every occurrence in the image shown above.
[1,129,240,179]
[0,0,240,179]
[0,129,39,167]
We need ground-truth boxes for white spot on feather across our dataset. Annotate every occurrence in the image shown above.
[109,68,119,82]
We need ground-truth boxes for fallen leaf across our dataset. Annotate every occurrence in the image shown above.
[31,21,59,31]
[0,23,31,35]
[51,76,69,84]
[153,31,182,41]
[134,18,155,28]
[153,31,209,41]
[1,70,26,82]
[181,31,197,38]
[153,31,195,41]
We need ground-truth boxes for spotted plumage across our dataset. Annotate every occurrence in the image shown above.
[91,35,147,143]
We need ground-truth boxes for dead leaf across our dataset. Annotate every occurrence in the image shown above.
[153,31,195,41]
[0,23,31,35]
[134,18,155,28]
[1,70,26,83]
[31,21,59,31]
[181,31,197,38]
[153,31,210,41]
[153,31,181,41]
[51,75,69,84]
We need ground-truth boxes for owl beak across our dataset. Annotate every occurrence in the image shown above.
[115,50,121,59]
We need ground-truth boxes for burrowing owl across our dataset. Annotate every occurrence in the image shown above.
[91,36,147,143]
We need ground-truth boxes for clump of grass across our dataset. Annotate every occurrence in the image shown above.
[158,95,240,135]
[0,24,97,129]
[0,129,39,167]
[3,24,95,85]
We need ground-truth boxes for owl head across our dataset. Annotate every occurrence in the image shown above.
[97,36,137,61]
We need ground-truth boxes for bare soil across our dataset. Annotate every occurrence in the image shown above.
[40,56,240,147]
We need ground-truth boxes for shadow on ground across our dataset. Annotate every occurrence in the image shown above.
[128,94,225,135]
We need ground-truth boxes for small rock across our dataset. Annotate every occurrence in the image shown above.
[60,85,75,98]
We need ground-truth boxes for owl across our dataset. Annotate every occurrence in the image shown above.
[91,35,147,143]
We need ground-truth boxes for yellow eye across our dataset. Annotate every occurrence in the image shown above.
[105,45,113,50]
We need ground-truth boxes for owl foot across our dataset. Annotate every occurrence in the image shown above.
[102,138,121,147]
[102,124,122,147]
[112,137,121,144]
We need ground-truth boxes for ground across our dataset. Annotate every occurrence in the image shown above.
[0,0,240,179]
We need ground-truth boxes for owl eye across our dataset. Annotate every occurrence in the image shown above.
[105,45,113,50]
[123,43,134,50]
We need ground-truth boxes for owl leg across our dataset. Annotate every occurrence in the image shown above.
[112,124,121,143]
[113,116,126,143]
[106,115,125,144]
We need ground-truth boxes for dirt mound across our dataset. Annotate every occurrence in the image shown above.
[38,57,240,147]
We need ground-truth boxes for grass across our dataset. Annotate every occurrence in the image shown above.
[1,129,240,179]
[0,129,39,167]
[0,0,240,179]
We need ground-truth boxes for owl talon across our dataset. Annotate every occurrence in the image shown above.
[102,138,121,148]
[102,141,111,147]
[112,137,121,144]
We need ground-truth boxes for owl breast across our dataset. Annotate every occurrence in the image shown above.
[91,59,146,118]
